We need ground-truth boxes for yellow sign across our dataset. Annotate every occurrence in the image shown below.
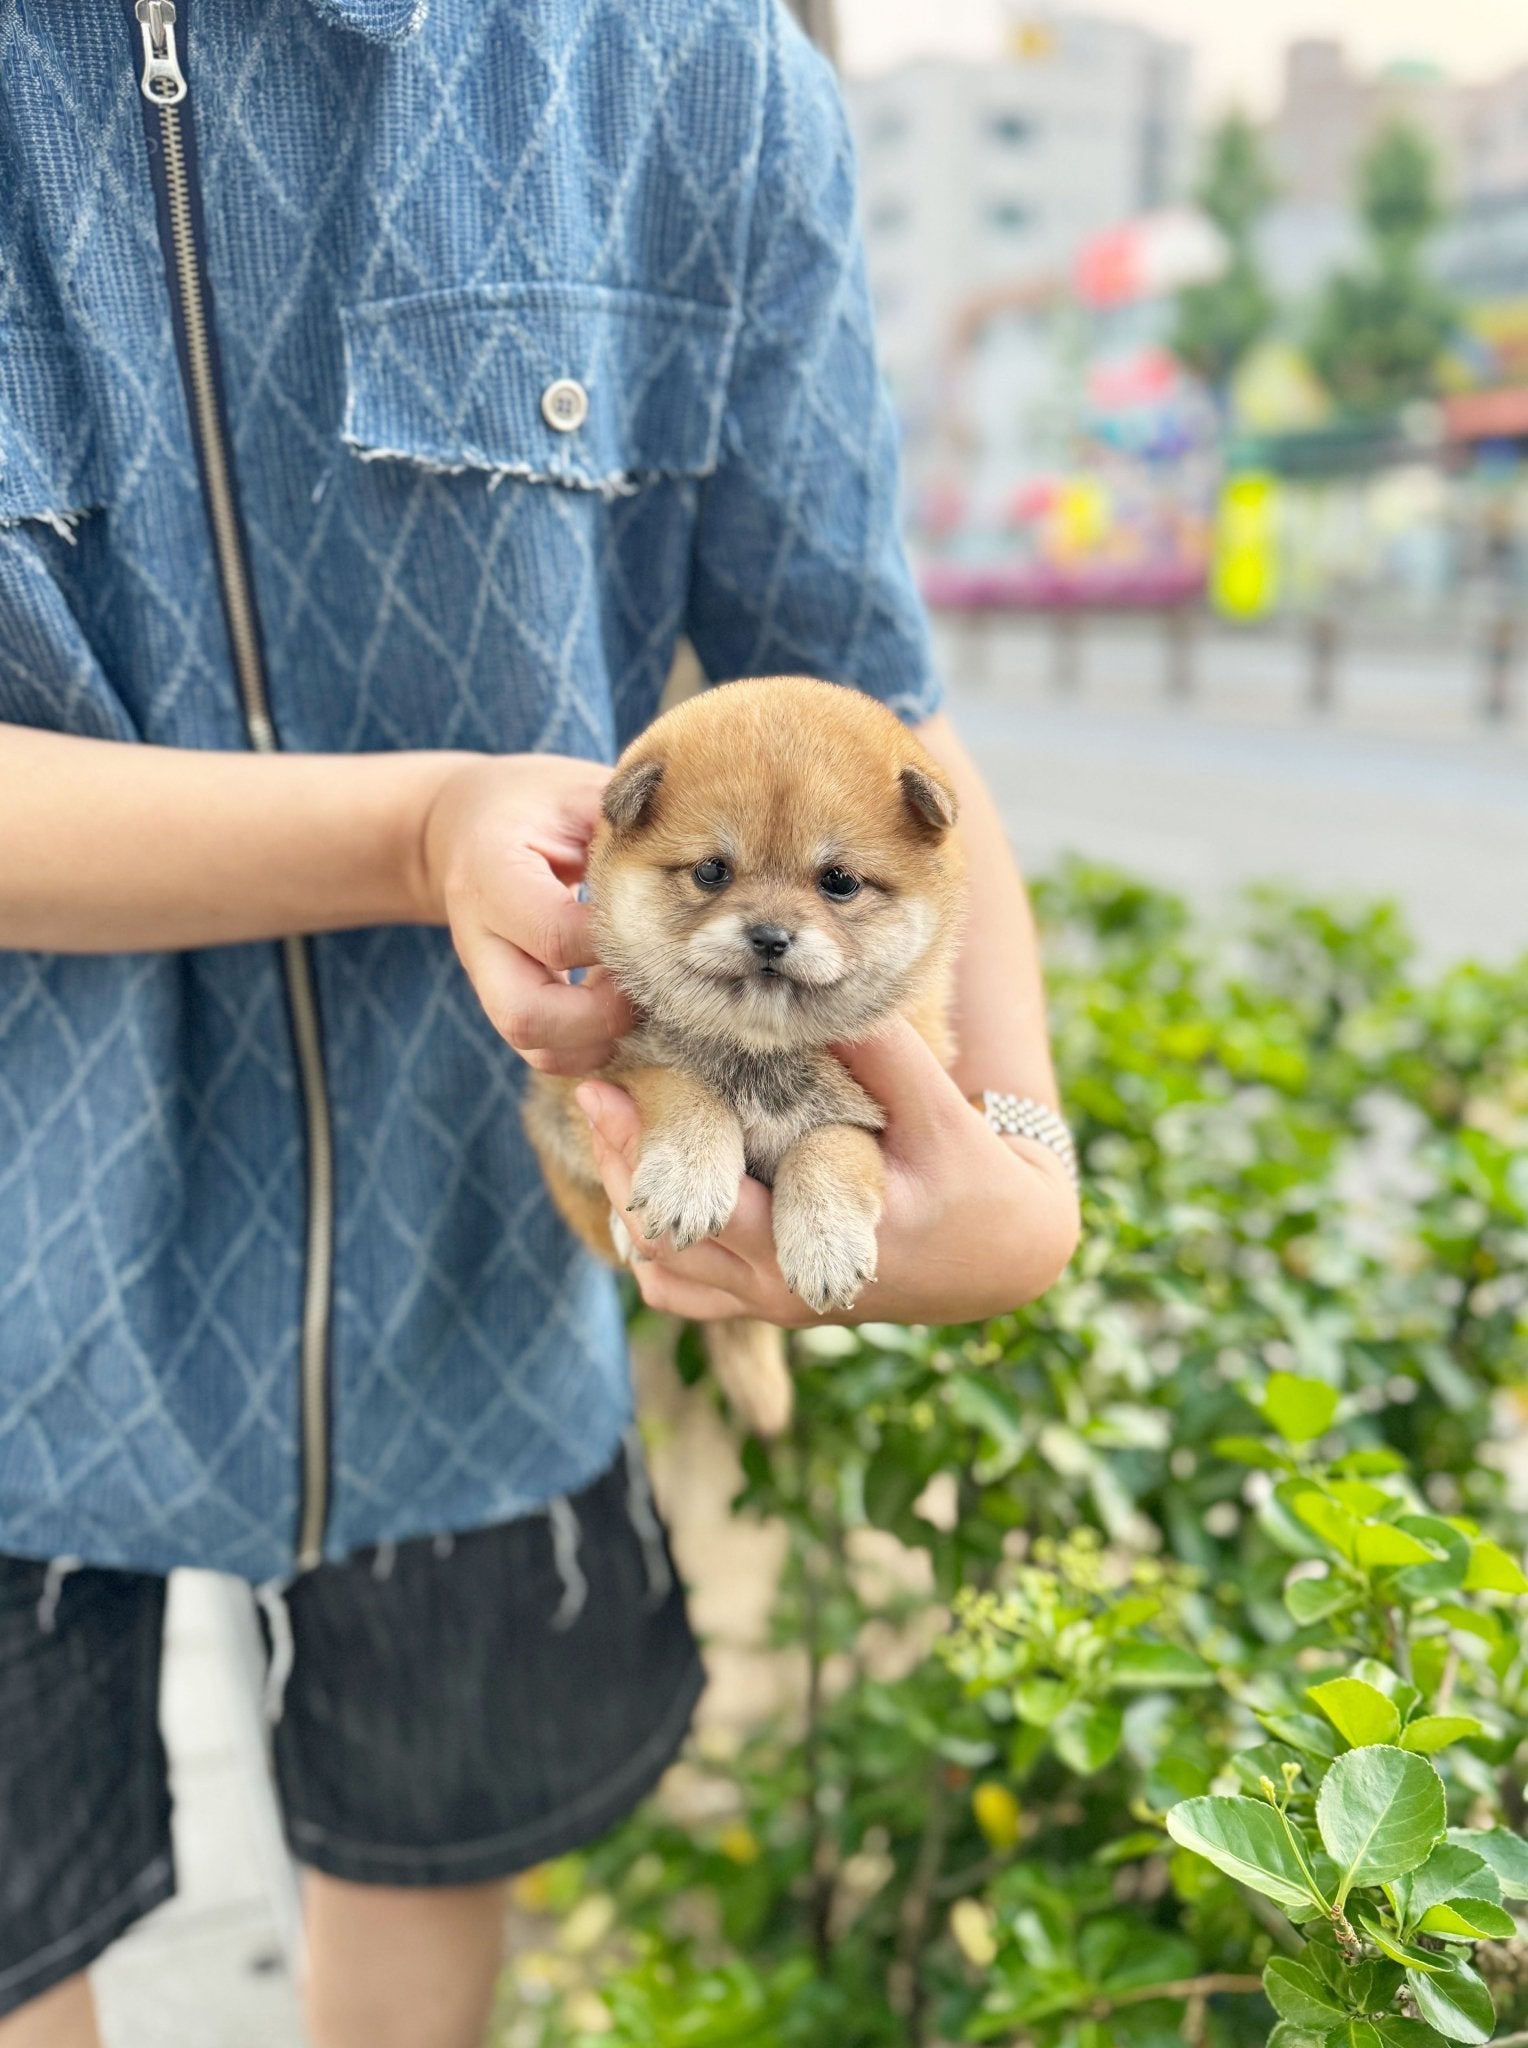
[1052,478,1110,560]
[1212,473,1280,620]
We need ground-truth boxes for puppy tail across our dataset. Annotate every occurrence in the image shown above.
[704,1319,794,1437]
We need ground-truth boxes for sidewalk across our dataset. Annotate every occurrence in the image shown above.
[93,1574,306,2048]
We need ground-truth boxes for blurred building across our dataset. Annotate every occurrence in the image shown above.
[845,5,1192,415]
[1459,65,1528,205]
[1266,38,1528,211]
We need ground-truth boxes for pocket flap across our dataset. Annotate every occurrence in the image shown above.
[339,283,739,494]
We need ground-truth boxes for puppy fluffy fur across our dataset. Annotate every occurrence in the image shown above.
[523,676,964,1433]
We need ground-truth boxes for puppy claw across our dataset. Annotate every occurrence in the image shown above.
[608,1208,646,1266]
[774,1205,880,1319]
[628,1136,741,1253]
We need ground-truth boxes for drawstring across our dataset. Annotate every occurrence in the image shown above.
[622,1429,673,1610]
[370,1540,397,1583]
[255,1579,296,1726]
[36,1555,83,1634]
[546,1497,587,1630]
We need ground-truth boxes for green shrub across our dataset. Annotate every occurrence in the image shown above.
[497,863,1528,2048]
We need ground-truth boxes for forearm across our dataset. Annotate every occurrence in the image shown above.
[913,712,1062,1110]
[0,723,463,952]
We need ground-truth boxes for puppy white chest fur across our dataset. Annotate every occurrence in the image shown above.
[625,1028,882,1188]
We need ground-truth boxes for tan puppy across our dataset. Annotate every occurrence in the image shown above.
[523,676,965,1433]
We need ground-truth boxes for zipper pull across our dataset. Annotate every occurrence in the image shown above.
[135,0,187,105]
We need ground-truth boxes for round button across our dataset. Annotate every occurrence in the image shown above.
[540,378,589,433]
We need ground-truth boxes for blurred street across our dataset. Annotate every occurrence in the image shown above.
[938,616,1528,966]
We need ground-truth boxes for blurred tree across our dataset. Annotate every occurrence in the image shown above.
[1172,113,1277,393]
[1309,123,1456,412]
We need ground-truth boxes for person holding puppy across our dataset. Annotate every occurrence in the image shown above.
[0,4,1078,2047]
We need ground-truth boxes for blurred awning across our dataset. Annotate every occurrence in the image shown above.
[1442,388,1528,443]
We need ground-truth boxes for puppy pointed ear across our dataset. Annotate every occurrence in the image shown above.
[901,764,958,832]
[602,758,664,833]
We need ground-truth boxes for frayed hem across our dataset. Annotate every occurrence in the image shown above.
[341,437,646,501]
[0,507,87,542]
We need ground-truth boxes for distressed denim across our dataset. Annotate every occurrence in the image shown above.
[0,0,938,1578]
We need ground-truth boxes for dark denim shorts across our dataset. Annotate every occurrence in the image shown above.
[0,1441,703,2020]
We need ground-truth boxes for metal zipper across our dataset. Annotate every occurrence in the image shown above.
[129,0,337,1570]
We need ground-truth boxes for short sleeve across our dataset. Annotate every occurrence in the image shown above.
[684,5,941,724]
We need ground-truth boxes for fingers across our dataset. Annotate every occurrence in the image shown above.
[832,1015,970,1153]
[576,1085,788,1304]
[458,925,631,1068]
[632,1263,752,1321]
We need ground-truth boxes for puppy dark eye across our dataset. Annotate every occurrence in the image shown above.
[819,867,861,901]
[693,857,731,890]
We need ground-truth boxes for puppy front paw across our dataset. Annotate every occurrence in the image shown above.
[773,1190,880,1316]
[628,1130,743,1252]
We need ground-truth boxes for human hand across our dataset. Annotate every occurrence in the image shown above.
[575,1017,1081,1326]
[420,753,633,1074]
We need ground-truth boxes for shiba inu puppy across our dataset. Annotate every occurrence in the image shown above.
[523,676,964,1433]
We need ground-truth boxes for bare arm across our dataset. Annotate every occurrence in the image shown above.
[0,724,633,1071]
[0,723,459,951]
[911,710,1063,1111]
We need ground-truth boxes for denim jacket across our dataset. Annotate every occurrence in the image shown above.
[0,0,938,1580]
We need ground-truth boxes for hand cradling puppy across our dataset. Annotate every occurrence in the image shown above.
[523,675,965,1434]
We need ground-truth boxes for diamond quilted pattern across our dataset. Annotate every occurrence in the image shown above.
[0,0,938,1578]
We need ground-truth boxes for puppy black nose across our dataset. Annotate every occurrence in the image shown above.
[747,923,793,961]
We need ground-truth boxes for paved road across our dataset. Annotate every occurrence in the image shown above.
[938,619,1528,968]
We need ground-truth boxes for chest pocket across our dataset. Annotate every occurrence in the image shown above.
[0,324,104,536]
[338,282,740,495]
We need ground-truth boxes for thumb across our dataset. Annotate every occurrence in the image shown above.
[574,1078,641,1172]
[832,1016,969,1150]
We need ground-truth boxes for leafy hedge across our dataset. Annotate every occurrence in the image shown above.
[497,863,1528,2048]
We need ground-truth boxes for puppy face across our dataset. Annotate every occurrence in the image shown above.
[588,678,964,1051]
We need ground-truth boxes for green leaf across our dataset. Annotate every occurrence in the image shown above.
[1051,1696,1124,1774]
[1316,1746,1446,1893]
[1106,1641,1213,1690]
[1269,2029,1327,2048]
[1398,1717,1484,1755]
[1293,1491,1361,1560]
[1330,1480,1396,1517]
[1392,1515,1472,1599]
[1397,1844,1504,1923]
[1368,2025,1450,2048]
[1263,1957,1348,2025]
[1405,1959,1496,2045]
[1164,1795,1323,1914]
[1332,1449,1407,1478]
[1013,1677,1069,1729]
[1417,1898,1517,1940]
[1463,1538,1528,1595]
[1286,1574,1357,1625]
[1432,1606,1502,1646]
[945,1373,1029,1470]
[1354,1524,1443,1569]
[1257,1711,1342,1759]
[1355,1913,1452,1973]
[1308,1679,1401,1748]
[862,1436,927,1529]
[1215,1434,1296,1471]
[1324,2025,1382,2048]
[1447,1826,1528,1901]
[1264,1372,1339,1444]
